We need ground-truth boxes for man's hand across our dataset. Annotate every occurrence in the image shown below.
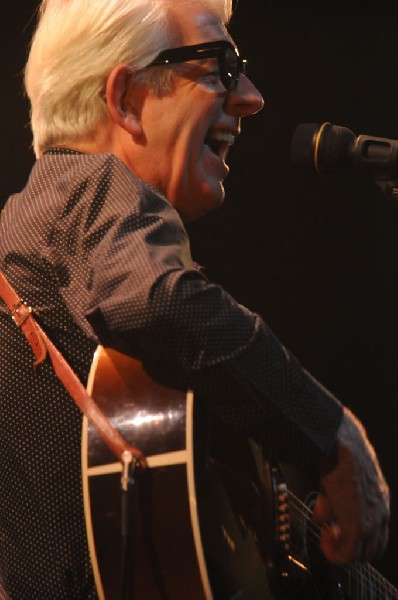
[312,407,390,564]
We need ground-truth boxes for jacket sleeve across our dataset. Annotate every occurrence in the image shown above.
[75,158,343,466]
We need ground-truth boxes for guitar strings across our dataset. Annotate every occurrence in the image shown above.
[287,490,398,599]
[287,492,395,599]
[285,490,398,599]
[286,493,382,598]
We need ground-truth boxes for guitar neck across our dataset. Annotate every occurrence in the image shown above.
[286,488,398,600]
[345,561,398,599]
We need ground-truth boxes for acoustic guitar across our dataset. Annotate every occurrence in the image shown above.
[82,346,398,599]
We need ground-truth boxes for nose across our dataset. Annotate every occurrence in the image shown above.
[225,74,264,117]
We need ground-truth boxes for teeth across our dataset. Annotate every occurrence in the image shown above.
[208,131,235,145]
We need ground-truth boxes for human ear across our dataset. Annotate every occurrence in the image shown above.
[105,65,143,137]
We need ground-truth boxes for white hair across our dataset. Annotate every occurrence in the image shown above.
[25,0,232,157]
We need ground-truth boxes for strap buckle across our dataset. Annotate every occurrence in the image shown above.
[11,300,33,327]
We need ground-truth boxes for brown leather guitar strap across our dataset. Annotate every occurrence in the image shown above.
[0,269,147,472]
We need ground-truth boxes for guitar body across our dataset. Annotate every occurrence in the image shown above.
[82,347,398,599]
[82,347,276,599]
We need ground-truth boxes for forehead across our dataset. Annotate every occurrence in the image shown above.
[170,5,233,46]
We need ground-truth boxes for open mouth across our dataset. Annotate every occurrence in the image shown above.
[204,131,235,158]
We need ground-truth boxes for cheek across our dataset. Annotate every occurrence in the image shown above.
[172,128,206,177]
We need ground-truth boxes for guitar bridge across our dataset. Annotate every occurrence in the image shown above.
[275,480,291,553]
[267,464,315,597]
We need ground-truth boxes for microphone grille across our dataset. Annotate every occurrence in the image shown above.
[291,122,355,173]
[291,123,323,171]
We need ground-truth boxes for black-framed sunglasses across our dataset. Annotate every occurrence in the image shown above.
[147,40,247,91]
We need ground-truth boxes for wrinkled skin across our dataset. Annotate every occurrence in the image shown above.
[314,407,390,564]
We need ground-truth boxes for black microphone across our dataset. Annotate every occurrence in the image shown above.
[291,122,398,181]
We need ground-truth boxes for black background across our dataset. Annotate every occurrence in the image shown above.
[1,0,398,587]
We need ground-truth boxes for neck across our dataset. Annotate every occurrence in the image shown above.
[51,120,116,156]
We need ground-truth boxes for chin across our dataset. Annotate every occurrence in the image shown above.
[198,181,225,215]
[174,180,225,222]
[189,196,225,222]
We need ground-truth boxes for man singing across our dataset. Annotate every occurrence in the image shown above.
[0,0,389,597]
